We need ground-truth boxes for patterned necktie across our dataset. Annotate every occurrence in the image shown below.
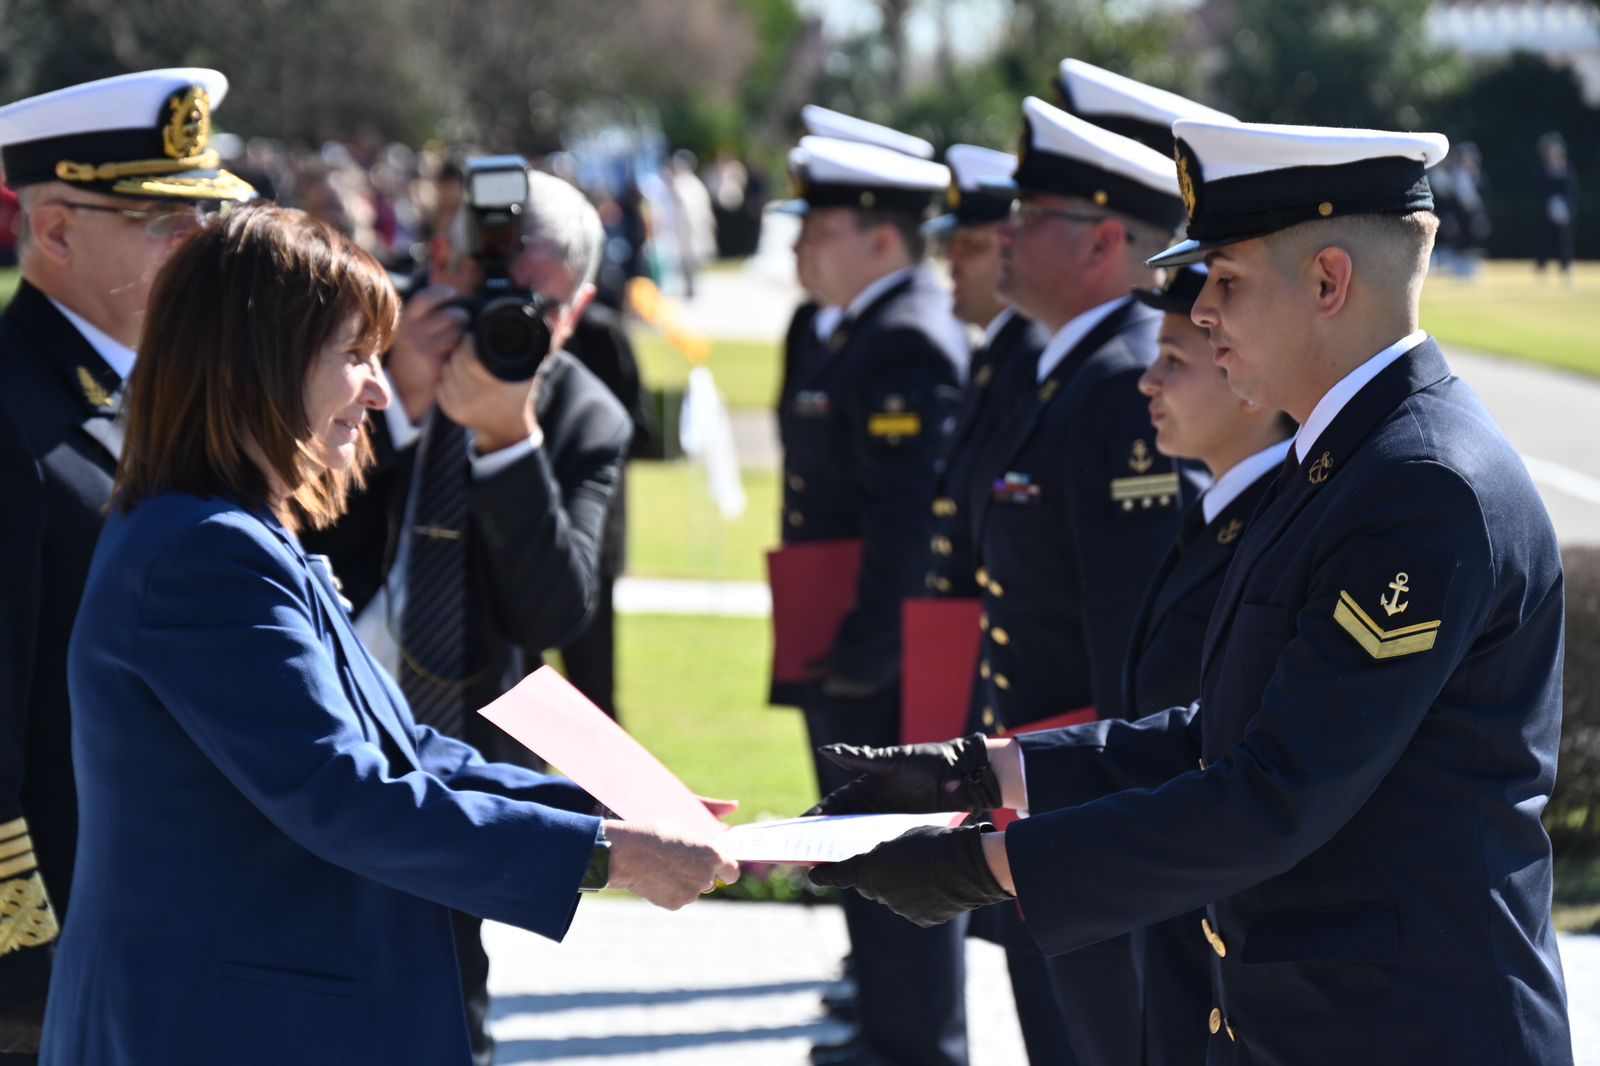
[398,414,470,736]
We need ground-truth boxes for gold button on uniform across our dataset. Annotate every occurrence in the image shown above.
[1202,917,1227,958]
[932,497,957,517]
[981,706,996,728]
[787,473,806,491]
[1209,1008,1222,1035]
[788,511,804,527]
[980,659,991,680]
[931,535,953,556]
[935,577,952,592]
[979,612,990,631]
[975,566,989,587]
[995,674,1011,690]
[989,580,1004,598]
[991,627,1011,646]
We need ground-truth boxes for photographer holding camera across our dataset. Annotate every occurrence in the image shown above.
[301,159,632,1066]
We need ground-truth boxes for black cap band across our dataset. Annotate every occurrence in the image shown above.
[1016,115,1185,229]
[1055,80,1176,156]
[1132,265,1207,314]
[1179,143,1435,248]
[800,179,940,215]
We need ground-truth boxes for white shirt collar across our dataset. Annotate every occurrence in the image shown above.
[813,305,844,343]
[1036,297,1129,382]
[1294,330,1428,461]
[1202,437,1293,525]
[48,297,137,381]
[981,306,1017,350]
[845,266,918,322]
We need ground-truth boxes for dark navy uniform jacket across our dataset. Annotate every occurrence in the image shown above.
[774,268,965,702]
[922,308,1047,600]
[46,496,599,1065]
[967,298,1205,733]
[1121,467,1276,1066]
[0,282,126,1005]
[1007,340,1572,1065]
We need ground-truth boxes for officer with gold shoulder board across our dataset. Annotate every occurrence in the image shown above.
[811,119,1573,1065]
[0,69,253,1058]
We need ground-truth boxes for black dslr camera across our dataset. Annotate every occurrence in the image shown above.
[455,155,553,381]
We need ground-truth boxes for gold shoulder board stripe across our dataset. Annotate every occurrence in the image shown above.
[869,413,922,437]
[0,851,38,880]
[0,834,32,862]
[0,871,60,957]
[1110,473,1180,500]
[1333,591,1441,659]
[0,817,25,841]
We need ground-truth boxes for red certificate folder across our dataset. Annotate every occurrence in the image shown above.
[767,538,865,703]
[900,598,983,744]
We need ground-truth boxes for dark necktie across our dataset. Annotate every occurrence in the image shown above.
[399,414,470,736]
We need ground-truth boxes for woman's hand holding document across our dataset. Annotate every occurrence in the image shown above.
[477,668,963,865]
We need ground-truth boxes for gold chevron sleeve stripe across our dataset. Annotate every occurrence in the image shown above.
[1110,473,1180,500]
[0,835,32,862]
[1334,591,1441,659]
[0,852,38,880]
[0,871,60,957]
[0,817,25,842]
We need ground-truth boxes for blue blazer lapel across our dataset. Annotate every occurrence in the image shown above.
[294,546,425,772]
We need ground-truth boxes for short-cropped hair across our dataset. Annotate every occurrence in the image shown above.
[115,203,400,531]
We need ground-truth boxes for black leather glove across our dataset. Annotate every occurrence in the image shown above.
[804,733,1001,816]
[808,823,1013,927]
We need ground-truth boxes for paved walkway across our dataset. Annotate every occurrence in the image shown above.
[485,900,1600,1064]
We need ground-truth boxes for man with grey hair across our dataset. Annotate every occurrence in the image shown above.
[300,163,631,1066]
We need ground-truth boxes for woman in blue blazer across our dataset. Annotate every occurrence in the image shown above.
[43,204,735,1066]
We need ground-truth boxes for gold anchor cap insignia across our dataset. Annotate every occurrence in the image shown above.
[76,367,112,409]
[1308,451,1334,484]
[1379,572,1409,617]
[1216,518,1243,545]
[1129,439,1154,474]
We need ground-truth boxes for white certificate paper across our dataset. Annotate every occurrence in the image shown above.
[721,813,968,864]
[479,667,966,863]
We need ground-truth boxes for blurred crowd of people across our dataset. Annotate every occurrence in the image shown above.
[172,136,772,308]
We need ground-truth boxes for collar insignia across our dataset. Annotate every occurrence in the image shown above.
[77,367,113,410]
[1308,450,1334,484]
[1216,517,1243,545]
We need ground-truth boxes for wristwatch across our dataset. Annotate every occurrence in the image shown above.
[579,824,611,892]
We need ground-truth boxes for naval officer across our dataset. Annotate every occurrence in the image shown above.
[812,117,1573,1065]
[0,69,254,1059]
[771,134,969,1066]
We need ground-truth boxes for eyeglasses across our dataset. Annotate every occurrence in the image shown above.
[1006,201,1113,230]
[43,200,221,239]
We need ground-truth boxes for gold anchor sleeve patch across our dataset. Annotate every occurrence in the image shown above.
[1329,542,1456,661]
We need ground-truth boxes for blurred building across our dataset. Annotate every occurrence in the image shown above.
[1427,0,1600,104]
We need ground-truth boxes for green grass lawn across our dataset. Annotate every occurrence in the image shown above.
[631,328,781,412]
[625,460,778,583]
[1421,260,1600,376]
[610,612,814,825]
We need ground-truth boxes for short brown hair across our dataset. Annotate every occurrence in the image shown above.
[115,203,399,531]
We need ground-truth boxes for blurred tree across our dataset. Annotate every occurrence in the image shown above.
[1214,0,1464,129]
[0,0,758,151]
[816,0,1208,155]
[1430,52,1599,259]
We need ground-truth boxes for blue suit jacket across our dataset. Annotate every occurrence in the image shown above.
[1006,342,1571,1064]
[42,494,600,1066]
